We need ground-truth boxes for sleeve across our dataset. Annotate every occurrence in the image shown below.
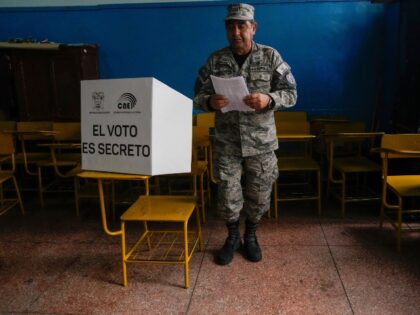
[193,59,215,112]
[268,51,297,111]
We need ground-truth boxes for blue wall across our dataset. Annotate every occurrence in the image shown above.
[0,0,400,129]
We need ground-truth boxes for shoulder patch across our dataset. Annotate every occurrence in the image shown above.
[276,62,290,76]
[286,73,296,85]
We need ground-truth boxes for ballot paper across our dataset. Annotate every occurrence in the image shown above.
[210,75,254,113]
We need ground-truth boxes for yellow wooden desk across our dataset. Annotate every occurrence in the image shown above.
[276,134,316,140]
[274,133,321,219]
[373,135,420,251]
[121,195,202,288]
[3,130,57,136]
[4,129,58,176]
[77,171,202,288]
[36,143,81,211]
[323,132,384,217]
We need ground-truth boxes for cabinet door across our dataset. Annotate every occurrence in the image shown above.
[3,45,99,122]
[51,53,81,121]
[12,51,53,121]
[80,46,99,80]
[0,53,16,119]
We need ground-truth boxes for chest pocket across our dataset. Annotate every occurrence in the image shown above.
[214,62,234,77]
[249,71,271,91]
[250,72,271,81]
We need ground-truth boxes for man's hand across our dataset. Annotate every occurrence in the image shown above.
[243,93,271,110]
[209,94,229,110]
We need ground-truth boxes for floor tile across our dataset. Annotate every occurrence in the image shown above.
[1,193,419,314]
[321,218,417,249]
[331,245,420,315]
[28,243,205,314]
[188,245,352,315]
[0,241,87,312]
[0,207,102,244]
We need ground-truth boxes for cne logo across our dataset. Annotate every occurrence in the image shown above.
[117,93,137,110]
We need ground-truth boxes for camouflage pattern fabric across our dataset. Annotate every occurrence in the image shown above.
[215,151,279,223]
[194,42,297,157]
[194,42,297,223]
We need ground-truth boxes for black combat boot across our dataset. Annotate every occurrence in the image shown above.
[243,220,262,262]
[215,220,242,265]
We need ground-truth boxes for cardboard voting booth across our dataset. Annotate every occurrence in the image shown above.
[81,77,192,176]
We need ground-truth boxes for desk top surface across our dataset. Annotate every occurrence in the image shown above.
[77,171,150,180]
[121,195,197,222]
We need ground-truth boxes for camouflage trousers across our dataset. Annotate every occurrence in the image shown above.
[214,151,278,223]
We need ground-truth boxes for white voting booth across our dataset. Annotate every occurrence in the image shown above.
[81,77,192,176]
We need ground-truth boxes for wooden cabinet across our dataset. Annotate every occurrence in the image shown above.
[0,43,99,121]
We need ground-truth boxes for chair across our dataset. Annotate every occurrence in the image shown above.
[274,111,307,124]
[0,132,24,215]
[36,122,81,208]
[0,120,17,133]
[51,122,81,156]
[41,142,83,213]
[15,121,54,177]
[324,122,383,217]
[47,122,150,216]
[309,115,349,136]
[166,126,211,223]
[77,171,202,288]
[0,120,17,164]
[195,112,215,128]
[377,134,420,251]
[272,121,321,219]
[309,116,350,170]
[192,125,212,219]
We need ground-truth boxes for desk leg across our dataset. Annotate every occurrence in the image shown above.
[74,178,80,217]
[196,205,203,251]
[13,176,25,215]
[37,166,45,209]
[273,182,278,220]
[341,175,346,218]
[317,170,322,216]
[121,221,127,287]
[183,221,189,289]
[200,174,205,223]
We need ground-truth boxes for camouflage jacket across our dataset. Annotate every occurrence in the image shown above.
[194,42,297,157]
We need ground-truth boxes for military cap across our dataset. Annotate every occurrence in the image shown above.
[224,3,255,21]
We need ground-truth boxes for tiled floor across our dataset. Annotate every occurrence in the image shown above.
[1,192,420,315]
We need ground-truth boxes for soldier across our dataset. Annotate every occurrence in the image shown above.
[194,3,297,265]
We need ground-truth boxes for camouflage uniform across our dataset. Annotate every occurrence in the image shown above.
[194,42,297,223]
